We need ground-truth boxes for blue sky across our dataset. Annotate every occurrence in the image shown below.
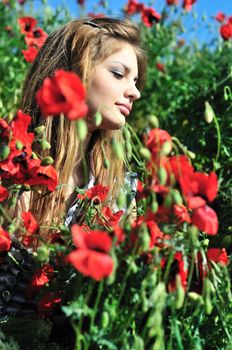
[46,0,231,44]
[50,0,231,18]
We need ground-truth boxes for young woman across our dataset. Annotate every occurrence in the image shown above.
[19,16,147,231]
[0,17,147,318]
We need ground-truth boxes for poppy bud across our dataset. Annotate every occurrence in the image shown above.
[151,200,158,213]
[221,235,232,249]
[163,192,173,208]
[158,167,167,185]
[133,336,144,350]
[58,224,70,234]
[188,292,203,303]
[39,139,51,150]
[37,246,50,262]
[139,147,151,160]
[116,191,126,210]
[161,141,172,156]
[31,152,39,159]
[175,275,185,309]
[148,114,159,128]
[9,196,17,208]
[103,158,110,169]
[41,156,54,165]
[101,311,109,328]
[204,101,215,124]
[138,223,150,251]
[122,127,131,140]
[16,140,23,150]
[125,141,132,161]
[76,119,87,141]
[171,189,183,206]
[205,297,213,315]
[0,145,10,160]
[224,86,231,101]
[7,223,15,233]
[149,272,157,286]
[34,125,45,135]
[111,138,124,160]
[93,111,102,127]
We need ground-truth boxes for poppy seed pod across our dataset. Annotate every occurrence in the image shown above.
[76,119,87,141]
[204,101,215,124]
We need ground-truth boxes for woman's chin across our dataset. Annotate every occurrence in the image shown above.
[98,111,126,130]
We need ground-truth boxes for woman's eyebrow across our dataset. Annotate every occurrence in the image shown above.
[110,60,138,81]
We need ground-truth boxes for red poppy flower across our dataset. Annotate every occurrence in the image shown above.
[186,196,206,209]
[112,224,125,244]
[141,7,161,27]
[18,17,37,34]
[36,69,88,120]
[191,205,218,235]
[26,164,58,192]
[100,206,124,226]
[66,225,113,280]
[0,227,11,253]
[192,172,218,202]
[220,22,232,40]
[9,110,34,151]
[0,185,8,202]
[167,0,178,5]
[38,291,62,317]
[25,27,48,48]
[206,248,229,266]
[215,12,226,23]
[124,0,144,15]
[145,128,172,158]
[22,211,38,233]
[156,62,165,73]
[77,0,85,5]
[182,0,196,11]
[173,204,191,224]
[22,211,39,247]
[77,184,109,203]
[29,264,54,292]
[167,155,194,183]
[22,46,39,62]
[87,12,105,18]
[130,216,164,250]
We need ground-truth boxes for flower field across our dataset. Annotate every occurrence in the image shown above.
[0,0,232,349]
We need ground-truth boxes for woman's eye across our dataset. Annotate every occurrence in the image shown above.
[112,71,124,79]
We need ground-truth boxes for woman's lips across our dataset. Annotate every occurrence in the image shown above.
[116,104,130,116]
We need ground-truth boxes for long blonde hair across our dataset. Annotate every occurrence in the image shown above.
[18,17,147,235]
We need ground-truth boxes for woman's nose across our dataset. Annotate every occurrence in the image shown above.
[124,84,141,101]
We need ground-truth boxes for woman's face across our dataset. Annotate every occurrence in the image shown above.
[87,42,141,130]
